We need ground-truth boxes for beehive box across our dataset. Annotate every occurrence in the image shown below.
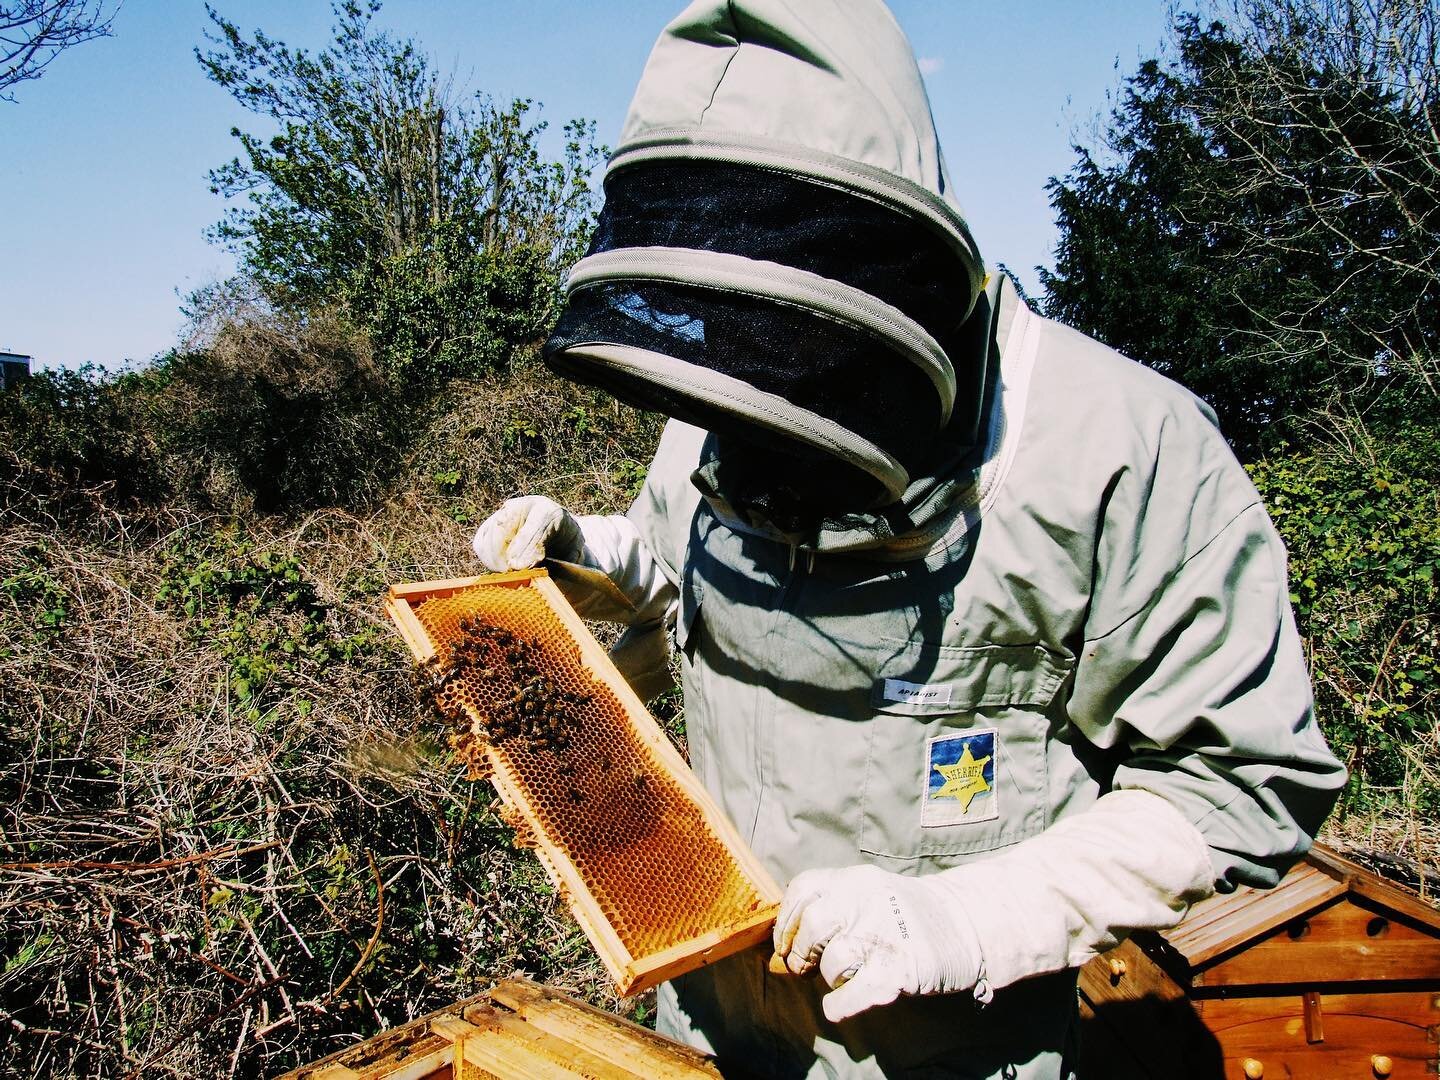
[1077,844,1440,1079]
[278,976,721,1079]
[386,569,782,996]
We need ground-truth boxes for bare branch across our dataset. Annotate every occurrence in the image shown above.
[0,0,121,102]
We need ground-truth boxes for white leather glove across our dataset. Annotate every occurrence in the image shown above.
[471,496,582,571]
[776,864,984,1023]
[773,789,1216,1024]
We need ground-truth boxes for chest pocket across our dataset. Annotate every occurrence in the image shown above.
[860,640,1072,863]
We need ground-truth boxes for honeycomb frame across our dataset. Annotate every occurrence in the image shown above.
[386,569,782,995]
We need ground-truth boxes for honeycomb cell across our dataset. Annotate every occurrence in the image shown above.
[412,579,769,964]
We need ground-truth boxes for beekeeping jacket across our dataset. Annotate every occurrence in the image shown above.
[536,2,1347,1077]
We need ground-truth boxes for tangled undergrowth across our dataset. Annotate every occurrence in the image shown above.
[0,510,602,1076]
[0,370,667,1077]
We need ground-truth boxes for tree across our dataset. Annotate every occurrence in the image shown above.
[1043,0,1439,454]
[1,0,118,101]
[1186,0,1439,393]
[198,0,603,384]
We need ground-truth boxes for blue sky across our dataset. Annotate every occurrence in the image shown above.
[0,1,1173,371]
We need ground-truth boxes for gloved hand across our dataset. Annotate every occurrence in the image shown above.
[471,495,582,571]
[772,789,1216,1024]
[775,864,984,1023]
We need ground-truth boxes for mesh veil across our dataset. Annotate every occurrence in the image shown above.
[544,159,978,502]
[591,161,971,344]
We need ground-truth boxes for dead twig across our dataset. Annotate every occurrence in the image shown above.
[121,976,284,1080]
[321,849,385,1007]
[0,841,281,874]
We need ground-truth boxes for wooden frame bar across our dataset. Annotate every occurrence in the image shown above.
[385,569,782,996]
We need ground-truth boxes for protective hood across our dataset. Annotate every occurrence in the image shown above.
[544,0,985,508]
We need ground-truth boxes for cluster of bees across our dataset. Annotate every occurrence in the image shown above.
[433,620,595,753]
[420,616,656,808]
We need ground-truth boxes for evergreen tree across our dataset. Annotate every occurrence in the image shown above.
[1043,2,1439,455]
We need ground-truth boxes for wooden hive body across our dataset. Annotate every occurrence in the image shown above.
[280,977,722,1079]
[1078,845,1440,1079]
[386,570,782,996]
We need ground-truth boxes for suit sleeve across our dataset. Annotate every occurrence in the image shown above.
[1067,414,1346,890]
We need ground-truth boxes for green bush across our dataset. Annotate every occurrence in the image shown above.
[154,531,380,711]
[351,202,570,386]
[0,364,164,507]
[0,541,69,647]
[154,307,408,513]
[1,308,423,519]
[1248,425,1440,804]
[200,2,602,388]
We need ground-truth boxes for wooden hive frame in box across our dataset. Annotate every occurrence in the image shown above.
[386,569,782,996]
[281,976,722,1079]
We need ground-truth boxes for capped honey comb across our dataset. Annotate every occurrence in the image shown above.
[386,569,781,995]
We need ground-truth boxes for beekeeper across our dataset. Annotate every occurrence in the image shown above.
[470,1,1347,1076]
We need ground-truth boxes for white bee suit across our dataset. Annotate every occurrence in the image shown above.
[472,0,1346,1074]
[609,282,1342,1077]
[480,280,1343,1075]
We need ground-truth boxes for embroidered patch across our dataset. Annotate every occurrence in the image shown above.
[921,728,998,827]
[882,678,953,706]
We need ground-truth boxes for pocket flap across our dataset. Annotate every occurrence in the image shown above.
[871,641,1072,715]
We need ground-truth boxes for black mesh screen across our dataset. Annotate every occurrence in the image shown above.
[591,160,971,343]
[545,280,942,474]
[550,362,891,515]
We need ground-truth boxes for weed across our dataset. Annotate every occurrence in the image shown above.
[1,545,68,637]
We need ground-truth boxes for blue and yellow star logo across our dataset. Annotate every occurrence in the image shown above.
[931,743,992,812]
